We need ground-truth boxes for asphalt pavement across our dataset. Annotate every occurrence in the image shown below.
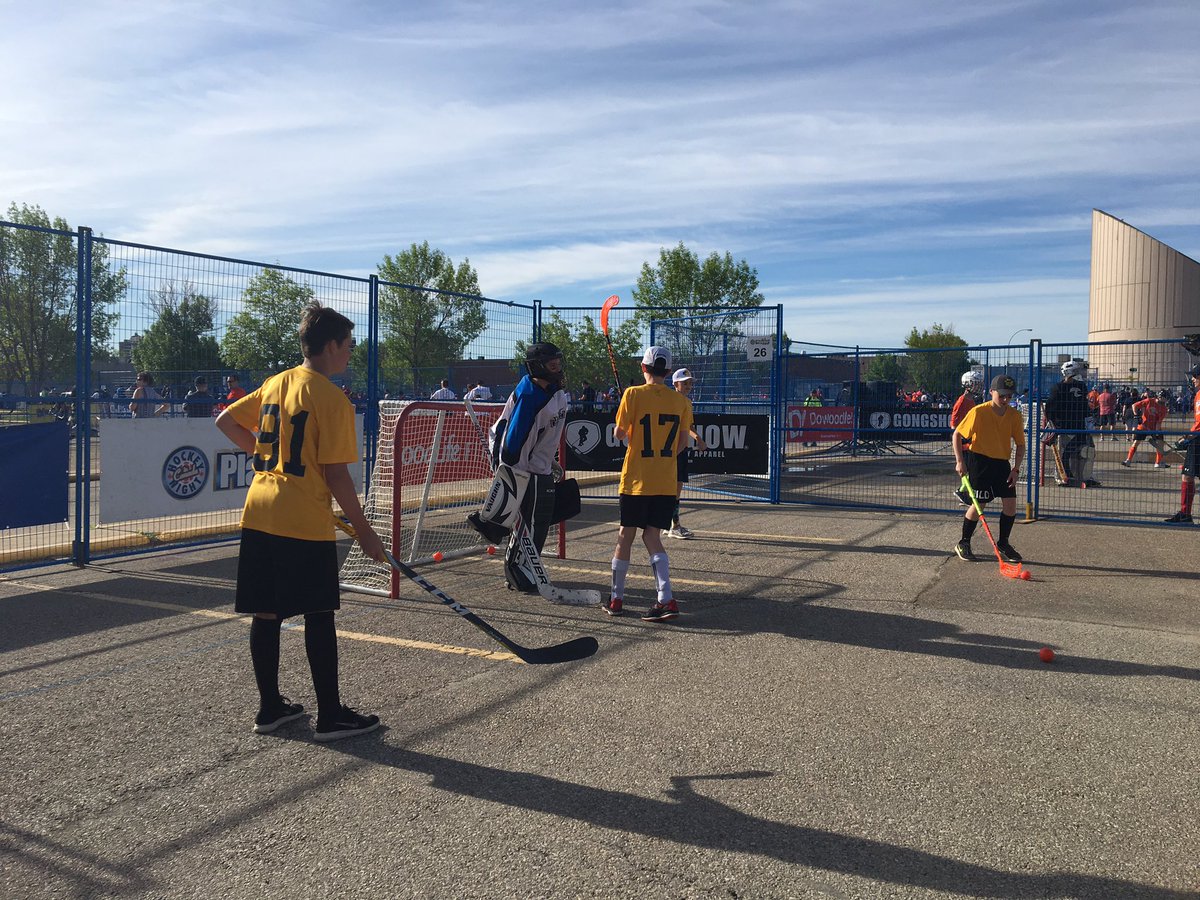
[1,503,1197,899]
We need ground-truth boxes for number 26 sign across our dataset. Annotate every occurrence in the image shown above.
[745,335,774,362]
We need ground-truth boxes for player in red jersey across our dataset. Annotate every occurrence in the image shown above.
[1164,364,1200,524]
[950,370,984,505]
[1121,389,1170,468]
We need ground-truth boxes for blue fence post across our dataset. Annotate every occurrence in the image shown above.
[1031,340,1043,518]
[770,305,783,503]
[364,274,379,487]
[73,227,93,567]
[851,347,861,455]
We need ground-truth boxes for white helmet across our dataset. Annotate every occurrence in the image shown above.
[961,370,983,389]
[1061,358,1088,379]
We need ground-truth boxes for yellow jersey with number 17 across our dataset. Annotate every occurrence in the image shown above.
[227,366,358,541]
[615,381,694,496]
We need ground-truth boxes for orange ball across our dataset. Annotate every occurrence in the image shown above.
[432,552,444,562]
[487,545,496,555]
[1039,647,1055,664]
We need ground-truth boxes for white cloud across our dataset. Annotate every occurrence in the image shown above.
[1,0,1198,344]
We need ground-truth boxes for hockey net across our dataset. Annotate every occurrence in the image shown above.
[339,400,563,598]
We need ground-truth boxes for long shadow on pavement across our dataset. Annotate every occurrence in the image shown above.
[329,742,1194,899]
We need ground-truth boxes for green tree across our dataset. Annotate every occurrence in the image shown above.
[516,312,642,393]
[373,242,485,394]
[903,324,971,395]
[865,353,906,385]
[632,242,765,359]
[220,268,314,373]
[0,203,124,392]
[131,281,222,376]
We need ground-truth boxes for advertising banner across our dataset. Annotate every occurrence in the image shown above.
[857,406,951,441]
[563,412,768,475]
[0,421,69,529]
[99,417,363,522]
[785,404,854,441]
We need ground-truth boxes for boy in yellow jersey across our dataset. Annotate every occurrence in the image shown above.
[951,373,1026,563]
[602,346,694,621]
[216,302,386,742]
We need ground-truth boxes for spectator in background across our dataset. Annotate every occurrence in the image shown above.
[129,372,167,418]
[184,376,216,418]
[218,373,247,413]
[580,380,596,410]
[802,388,822,447]
[430,380,455,400]
[1119,386,1138,440]
[465,382,493,402]
[1096,384,1117,440]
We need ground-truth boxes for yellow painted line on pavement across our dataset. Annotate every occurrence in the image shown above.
[551,565,730,588]
[4,582,520,664]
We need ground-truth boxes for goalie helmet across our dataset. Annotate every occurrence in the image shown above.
[525,341,565,387]
[1061,357,1088,379]
[961,370,983,390]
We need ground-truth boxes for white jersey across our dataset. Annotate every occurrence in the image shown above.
[430,387,456,400]
[465,386,493,401]
[491,375,568,476]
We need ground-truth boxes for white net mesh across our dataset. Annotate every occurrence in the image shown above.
[339,400,561,597]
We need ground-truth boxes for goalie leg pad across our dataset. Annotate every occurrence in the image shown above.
[470,463,529,542]
[1078,439,1096,480]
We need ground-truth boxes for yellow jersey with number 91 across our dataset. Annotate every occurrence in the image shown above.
[227,366,358,541]
[615,381,694,496]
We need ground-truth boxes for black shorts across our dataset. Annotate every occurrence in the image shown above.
[676,447,691,484]
[619,494,675,531]
[235,528,340,617]
[1098,412,1115,427]
[1184,436,1199,478]
[963,451,1015,504]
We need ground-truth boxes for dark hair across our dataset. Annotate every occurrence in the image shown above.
[136,372,154,386]
[299,302,354,358]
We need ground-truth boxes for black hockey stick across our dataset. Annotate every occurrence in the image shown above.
[600,293,623,395]
[335,518,597,665]
[463,398,601,606]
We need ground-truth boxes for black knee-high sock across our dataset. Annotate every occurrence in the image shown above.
[999,513,1015,544]
[961,517,978,542]
[249,616,282,707]
[304,611,340,721]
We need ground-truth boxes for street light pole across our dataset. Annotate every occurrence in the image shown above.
[1007,328,1033,346]
[1004,329,1034,383]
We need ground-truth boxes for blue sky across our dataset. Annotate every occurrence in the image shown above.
[2,0,1198,349]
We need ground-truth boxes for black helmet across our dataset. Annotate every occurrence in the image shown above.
[525,342,564,386]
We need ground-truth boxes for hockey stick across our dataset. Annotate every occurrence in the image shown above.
[961,476,1026,580]
[1049,441,1070,485]
[335,518,598,665]
[599,293,623,395]
[464,398,601,607]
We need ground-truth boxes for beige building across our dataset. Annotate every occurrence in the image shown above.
[1088,209,1200,389]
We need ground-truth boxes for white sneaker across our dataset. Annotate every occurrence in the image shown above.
[1154,462,1168,468]
[666,525,682,539]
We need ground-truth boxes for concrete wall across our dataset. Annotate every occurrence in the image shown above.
[1088,209,1200,388]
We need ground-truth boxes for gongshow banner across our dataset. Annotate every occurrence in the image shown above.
[564,412,768,475]
[0,421,70,529]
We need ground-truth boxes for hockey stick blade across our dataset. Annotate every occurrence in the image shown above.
[336,519,598,664]
[962,476,1026,580]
